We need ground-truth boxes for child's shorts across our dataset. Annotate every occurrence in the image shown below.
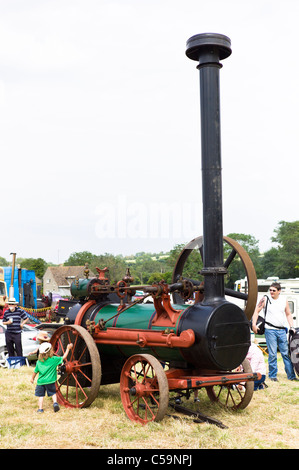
[35,383,56,397]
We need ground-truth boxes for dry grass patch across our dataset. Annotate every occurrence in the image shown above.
[0,354,298,449]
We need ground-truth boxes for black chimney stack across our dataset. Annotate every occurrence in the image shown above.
[186,33,232,304]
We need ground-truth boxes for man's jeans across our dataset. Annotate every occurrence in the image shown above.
[265,328,295,380]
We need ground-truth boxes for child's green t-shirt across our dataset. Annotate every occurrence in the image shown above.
[34,356,63,385]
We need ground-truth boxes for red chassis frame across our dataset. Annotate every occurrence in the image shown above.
[84,321,260,391]
[165,367,260,392]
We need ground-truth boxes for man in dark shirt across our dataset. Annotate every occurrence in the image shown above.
[3,298,29,357]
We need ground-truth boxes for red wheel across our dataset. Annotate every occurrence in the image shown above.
[120,354,169,424]
[50,325,101,408]
[206,359,254,410]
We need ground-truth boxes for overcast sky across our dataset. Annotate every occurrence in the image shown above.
[0,0,298,264]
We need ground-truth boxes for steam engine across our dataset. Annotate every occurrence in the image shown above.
[50,33,259,423]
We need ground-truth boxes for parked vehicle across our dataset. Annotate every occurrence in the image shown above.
[132,290,153,304]
[0,267,38,319]
[0,320,40,367]
[2,266,37,308]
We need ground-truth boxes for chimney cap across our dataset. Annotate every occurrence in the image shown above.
[186,33,232,61]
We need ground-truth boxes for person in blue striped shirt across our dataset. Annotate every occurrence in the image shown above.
[3,298,29,357]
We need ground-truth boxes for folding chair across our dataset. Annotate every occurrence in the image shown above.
[6,356,29,368]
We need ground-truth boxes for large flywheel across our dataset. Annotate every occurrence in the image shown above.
[172,235,257,320]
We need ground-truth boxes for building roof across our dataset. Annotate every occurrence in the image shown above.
[43,266,95,287]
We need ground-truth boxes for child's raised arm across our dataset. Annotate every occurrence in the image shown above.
[63,343,73,361]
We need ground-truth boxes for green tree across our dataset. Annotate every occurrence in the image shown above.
[270,220,299,278]
[18,257,48,279]
[129,253,172,284]
[167,243,203,282]
[260,247,280,278]
[224,233,262,288]
[89,253,127,284]
[64,251,97,266]
[0,256,9,267]
[147,271,172,284]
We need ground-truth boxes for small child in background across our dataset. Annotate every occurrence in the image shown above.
[28,331,51,359]
[246,340,267,390]
[30,341,73,413]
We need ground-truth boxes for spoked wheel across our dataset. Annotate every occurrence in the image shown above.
[205,359,254,410]
[172,235,258,320]
[50,325,101,408]
[0,346,8,368]
[120,354,169,425]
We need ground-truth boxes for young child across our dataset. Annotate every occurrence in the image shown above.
[30,341,73,413]
[28,331,51,359]
[246,340,267,390]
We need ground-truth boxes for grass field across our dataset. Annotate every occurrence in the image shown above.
[0,354,298,450]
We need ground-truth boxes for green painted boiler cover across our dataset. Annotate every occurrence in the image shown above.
[93,302,189,363]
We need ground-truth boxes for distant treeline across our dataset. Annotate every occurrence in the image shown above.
[1,221,298,289]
